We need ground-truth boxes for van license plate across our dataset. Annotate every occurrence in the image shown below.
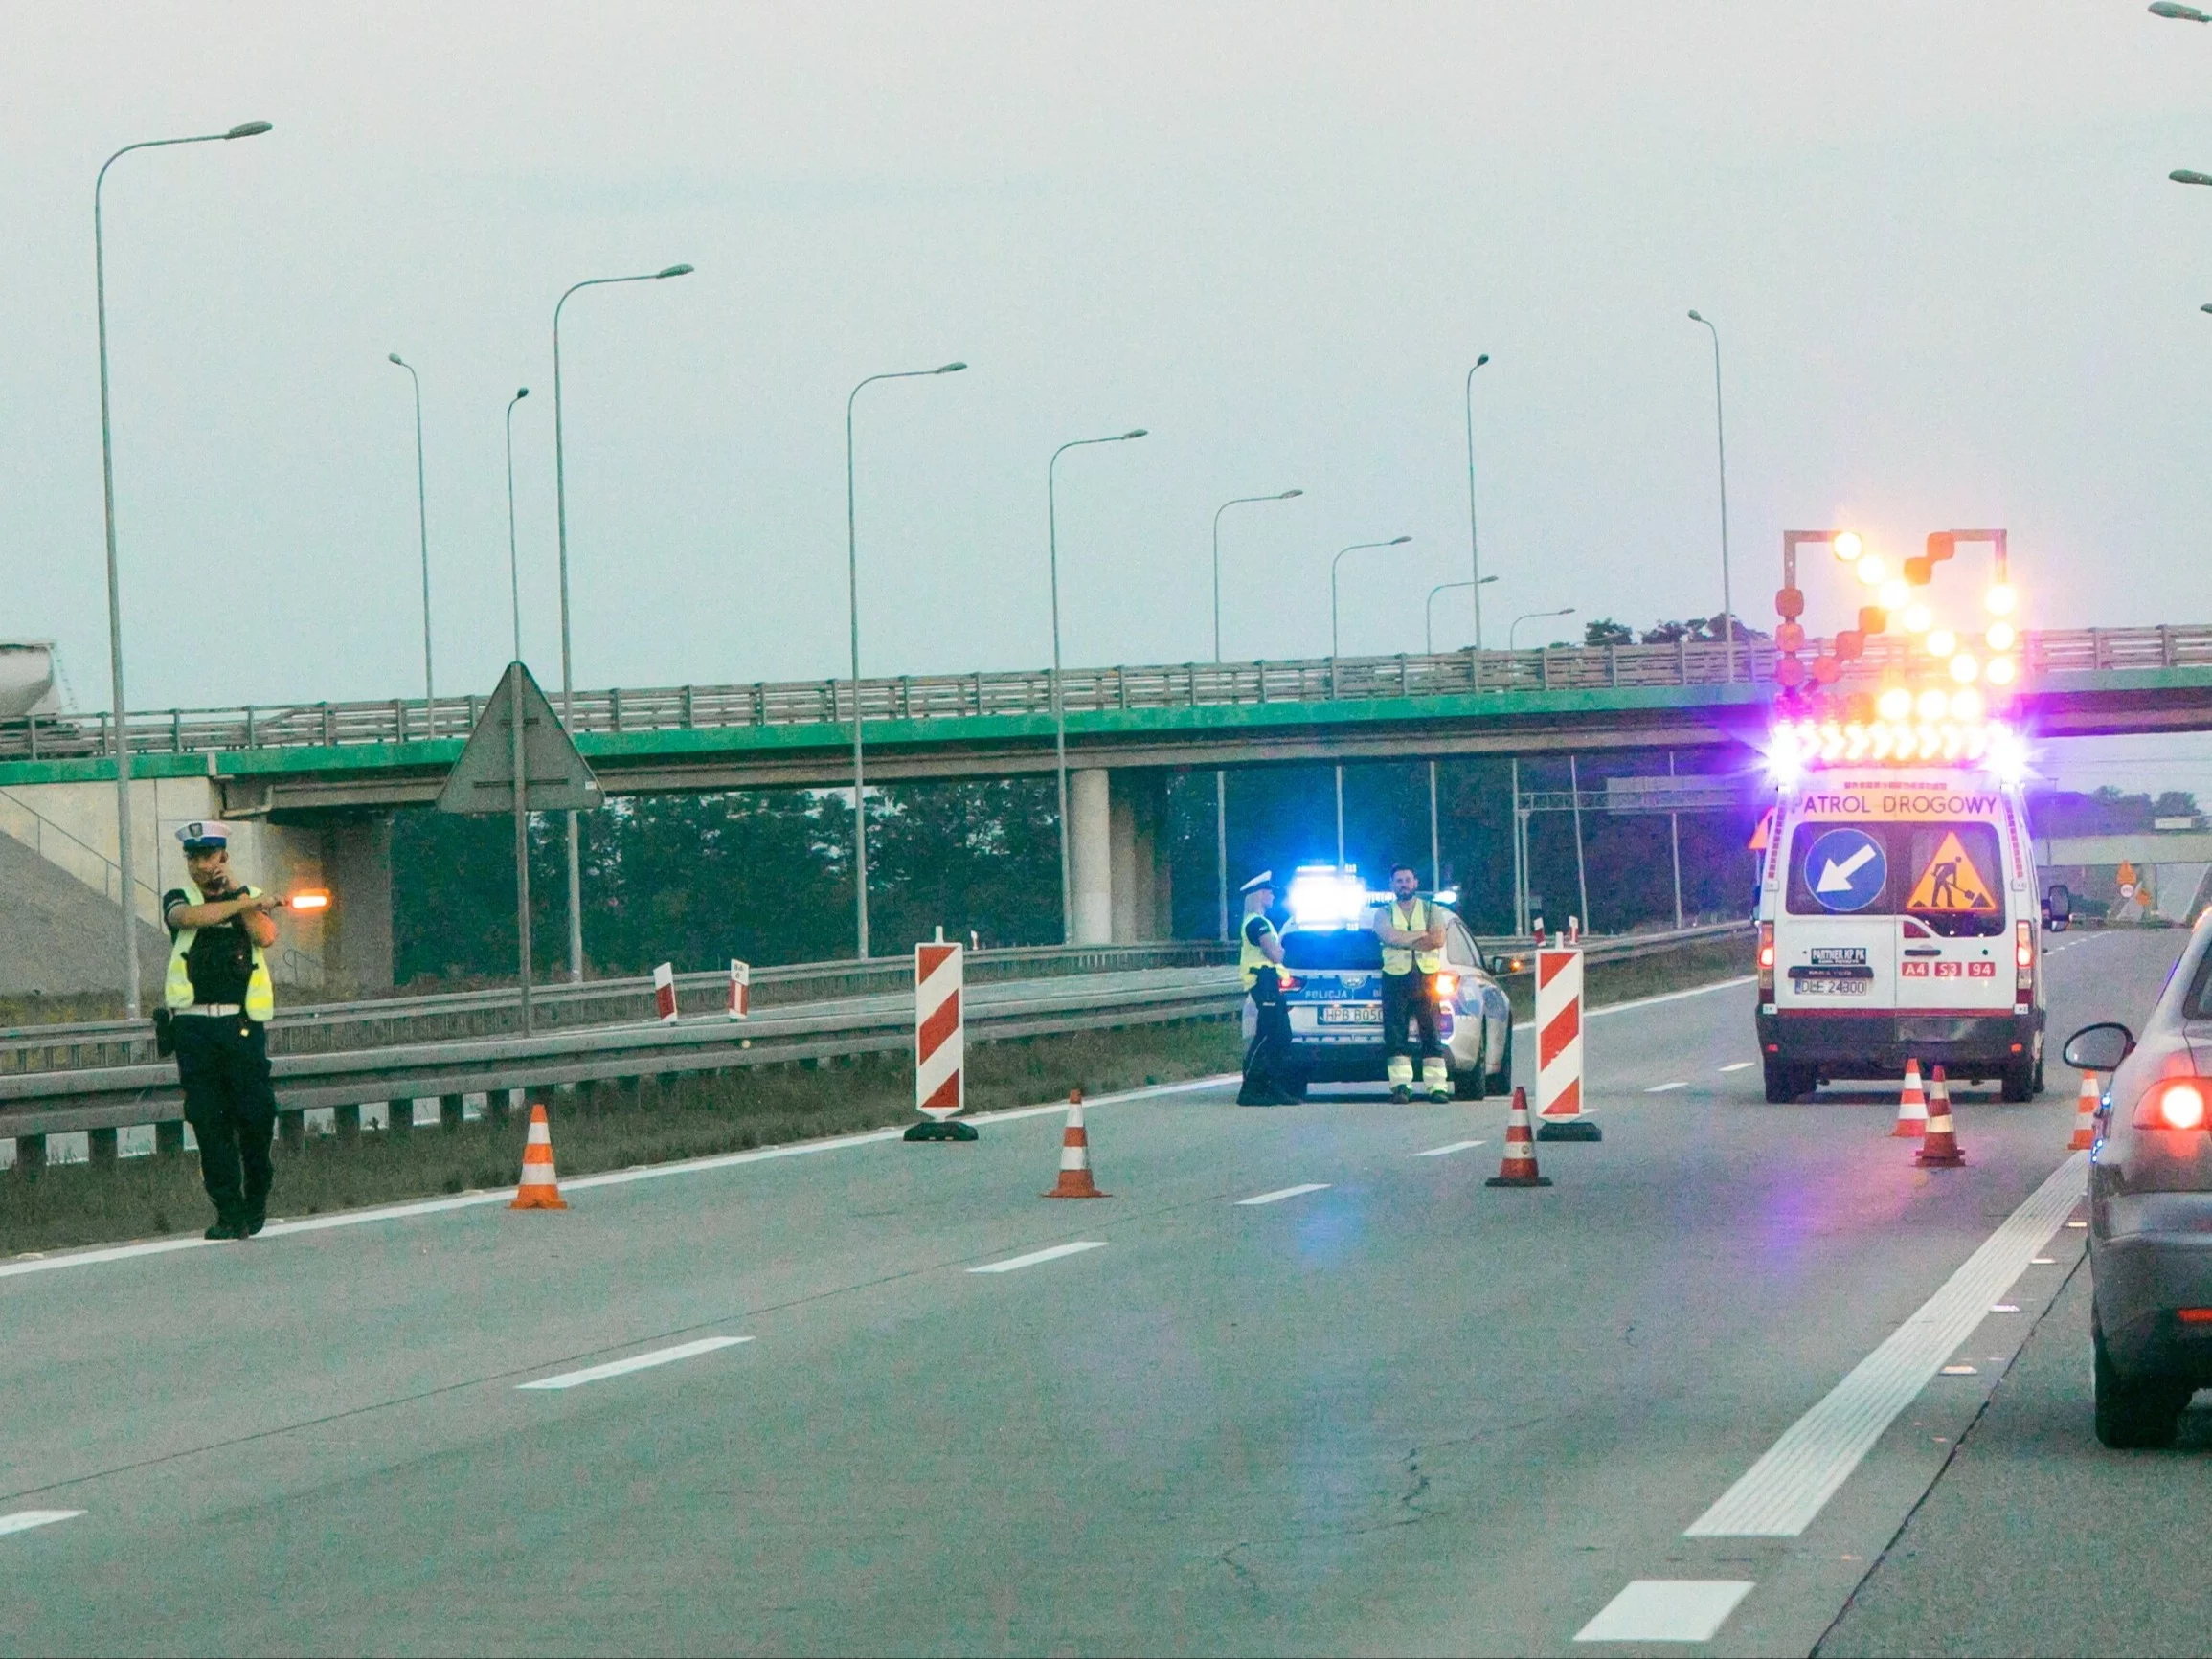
[1794,979,1869,997]
[1320,1004,1382,1024]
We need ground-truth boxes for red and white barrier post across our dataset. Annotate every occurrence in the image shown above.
[727,958,751,1020]
[653,962,678,1023]
[1534,918,1600,1142]
[906,937,977,1142]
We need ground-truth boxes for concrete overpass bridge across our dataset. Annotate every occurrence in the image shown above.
[2,625,2206,987]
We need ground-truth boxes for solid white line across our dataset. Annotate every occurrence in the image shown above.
[0,1074,1238,1284]
[1512,974,1754,1033]
[968,1241,1107,1274]
[1645,1081,1688,1093]
[1413,1139,1487,1158]
[1235,1183,1331,1206]
[1576,1580,1754,1644]
[516,1335,752,1390]
[0,1510,83,1537]
[1683,1152,2088,1537]
[1719,1061,1754,1073]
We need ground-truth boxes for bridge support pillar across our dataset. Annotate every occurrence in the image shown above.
[1071,770,1113,944]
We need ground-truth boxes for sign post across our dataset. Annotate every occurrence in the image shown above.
[906,937,976,1142]
[435,661,601,1035]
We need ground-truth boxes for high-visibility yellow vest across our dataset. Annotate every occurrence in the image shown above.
[1381,898,1444,976]
[165,884,275,1022]
[1239,913,1281,990]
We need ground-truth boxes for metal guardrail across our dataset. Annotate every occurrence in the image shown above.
[0,924,1750,1150]
[0,939,1235,1076]
[1,626,2201,765]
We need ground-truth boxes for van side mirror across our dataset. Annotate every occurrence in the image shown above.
[2043,883,2071,932]
[2062,1021,2133,1072]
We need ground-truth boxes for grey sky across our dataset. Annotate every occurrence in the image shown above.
[6,2,2211,805]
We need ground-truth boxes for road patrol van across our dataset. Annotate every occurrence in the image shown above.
[1755,768,2046,1103]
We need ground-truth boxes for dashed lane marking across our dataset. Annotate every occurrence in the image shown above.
[517,1335,752,1390]
[1683,1153,2087,1536]
[1235,1183,1331,1207]
[0,1511,83,1538]
[1412,1140,1487,1158]
[1576,1581,1755,1644]
[1719,1061,1754,1073]
[968,1241,1108,1274]
[1646,1081,1688,1093]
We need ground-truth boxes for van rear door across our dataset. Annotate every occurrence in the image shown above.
[1892,818,2012,1014]
[1779,818,1897,1012]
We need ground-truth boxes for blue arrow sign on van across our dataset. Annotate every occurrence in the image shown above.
[1803,827,1886,913]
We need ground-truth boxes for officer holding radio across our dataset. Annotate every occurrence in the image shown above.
[161,820,285,1241]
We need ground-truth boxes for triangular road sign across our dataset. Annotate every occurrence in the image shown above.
[1904,830,1998,914]
[436,661,603,815]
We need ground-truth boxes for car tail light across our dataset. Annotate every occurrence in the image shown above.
[2133,1078,2210,1131]
[1433,973,1457,998]
[2178,1309,2212,1326]
[1276,975,1300,992]
[1758,924,1775,995]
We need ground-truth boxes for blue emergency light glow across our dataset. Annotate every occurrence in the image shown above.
[1287,865,1370,927]
[1764,716,2028,784]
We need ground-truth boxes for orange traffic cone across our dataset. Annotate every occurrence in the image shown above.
[1044,1090,1110,1199]
[1914,1065,1966,1168]
[2069,1072,2100,1151]
[1891,1059,1930,1139]
[1486,1087,1554,1188]
[510,1102,569,1210]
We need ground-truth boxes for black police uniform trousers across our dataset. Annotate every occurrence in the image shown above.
[1238,967,1299,1104]
[1381,970,1445,1063]
[175,1014,279,1226]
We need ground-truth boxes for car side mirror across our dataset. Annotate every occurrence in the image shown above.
[2062,1021,2133,1073]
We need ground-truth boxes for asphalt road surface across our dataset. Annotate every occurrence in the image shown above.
[0,928,2192,1656]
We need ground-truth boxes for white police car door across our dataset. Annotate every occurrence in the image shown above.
[1781,818,1894,1012]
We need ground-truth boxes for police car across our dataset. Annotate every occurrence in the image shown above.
[1757,733,2047,1103]
[1241,865,1514,1098]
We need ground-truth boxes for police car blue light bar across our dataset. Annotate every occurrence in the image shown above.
[1287,865,1369,927]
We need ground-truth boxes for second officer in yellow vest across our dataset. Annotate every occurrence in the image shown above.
[1372,862,1451,1101]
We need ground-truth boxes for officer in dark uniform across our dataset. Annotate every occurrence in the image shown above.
[162,821,285,1241]
[1236,870,1299,1106]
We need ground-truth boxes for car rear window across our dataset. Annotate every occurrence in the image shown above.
[2183,942,2212,1020]
[1784,820,2007,937]
[1283,928,1384,970]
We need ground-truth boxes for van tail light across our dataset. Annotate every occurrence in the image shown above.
[1433,973,1457,999]
[2133,1078,2210,1131]
[1758,923,1775,995]
[2014,919,2035,992]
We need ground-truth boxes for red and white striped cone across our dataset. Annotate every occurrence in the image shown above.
[1914,1065,1966,1168]
[1043,1089,1110,1199]
[2069,1072,2100,1152]
[906,939,977,1141]
[509,1103,568,1210]
[1891,1059,1930,1139]
[1486,1086,1554,1188]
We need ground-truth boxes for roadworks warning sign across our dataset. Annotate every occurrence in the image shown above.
[1905,832,1998,913]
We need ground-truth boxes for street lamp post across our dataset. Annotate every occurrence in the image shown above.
[388,353,435,735]
[551,262,693,981]
[1424,576,1497,654]
[1508,606,1576,650]
[1686,310,1736,682]
[1209,488,1301,940]
[1328,535,1411,863]
[1049,430,1148,944]
[1464,353,1491,649]
[505,390,530,661]
[505,386,532,1033]
[95,118,272,1020]
[846,361,967,961]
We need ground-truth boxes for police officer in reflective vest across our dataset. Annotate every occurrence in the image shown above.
[1373,862,1451,1101]
[1235,870,1298,1106]
[163,821,285,1240]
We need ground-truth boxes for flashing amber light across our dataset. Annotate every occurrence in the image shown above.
[1901,602,1932,634]
[1986,621,2017,652]
[1927,627,1957,657]
[2135,1078,2209,1131]
[1879,578,1908,609]
[1986,656,2018,686]
[1916,688,1950,721]
[285,890,331,912]
[1985,584,2018,616]
[1877,686,1913,721]
[1855,554,1887,587]
[1950,652,1980,684]
[1833,531,1864,562]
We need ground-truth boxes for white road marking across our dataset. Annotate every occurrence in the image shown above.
[1235,1183,1331,1206]
[968,1241,1107,1274]
[1990,1303,2020,1313]
[0,1075,1236,1284]
[1718,1062,1754,1073]
[1683,1153,2088,1537]
[0,1510,83,1537]
[2030,1256,2057,1265]
[1645,1081,1688,1093]
[1576,1581,1754,1644]
[1939,1364,1978,1376]
[1509,974,1755,1033]
[517,1335,752,1390]
[1413,1139,1487,1158]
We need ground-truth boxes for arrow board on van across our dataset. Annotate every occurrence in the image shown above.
[1803,827,1886,912]
[435,661,603,815]
[1904,830,1998,913]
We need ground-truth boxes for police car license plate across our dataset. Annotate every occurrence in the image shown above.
[1320,1004,1382,1024]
